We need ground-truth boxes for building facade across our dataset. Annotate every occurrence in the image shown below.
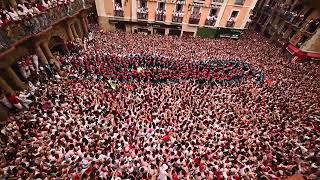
[95,0,258,37]
[253,0,320,61]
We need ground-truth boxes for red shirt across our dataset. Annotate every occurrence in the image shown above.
[8,95,20,104]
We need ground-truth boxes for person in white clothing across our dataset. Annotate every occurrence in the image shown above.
[158,164,170,180]
[32,54,39,73]
[7,7,20,21]
[18,92,33,109]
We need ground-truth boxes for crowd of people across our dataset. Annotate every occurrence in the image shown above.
[0,25,320,179]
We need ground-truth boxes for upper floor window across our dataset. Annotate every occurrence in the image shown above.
[234,0,245,5]
[176,4,183,12]
[139,0,147,8]
[209,8,218,16]
[230,10,239,20]
[192,6,201,14]
[115,0,122,7]
[158,2,165,10]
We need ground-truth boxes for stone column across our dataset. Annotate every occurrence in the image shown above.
[2,67,24,91]
[42,42,62,72]
[71,24,79,39]
[67,24,75,41]
[41,42,55,62]
[35,45,49,65]
[76,21,83,38]
[0,104,8,124]
[81,16,89,35]
[84,15,89,30]
[0,76,14,95]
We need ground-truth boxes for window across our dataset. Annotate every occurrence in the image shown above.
[176,4,183,11]
[158,2,165,10]
[234,0,245,5]
[115,0,122,6]
[193,7,201,14]
[231,11,239,18]
[210,8,218,16]
[140,0,146,8]
[289,30,297,39]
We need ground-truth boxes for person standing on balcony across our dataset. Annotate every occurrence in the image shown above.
[42,0,53,9]
[17,3,33,16]
[17,6,28,17]
[6,7,20,21]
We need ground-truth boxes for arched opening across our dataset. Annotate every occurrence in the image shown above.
[48,36,68,56]
[75,22,83,38]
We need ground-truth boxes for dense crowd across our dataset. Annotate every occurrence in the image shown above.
[0,27,320,179]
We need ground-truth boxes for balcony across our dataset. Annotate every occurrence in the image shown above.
[279,11,297,23]
[137,12,148,20]
[114,10,124,17]
[172,12,184,23]
[262,5,272,14]
[189,13,201,25]
[137,8,149,20]
[0,0,89,52]
[205,16,217,26]
[226,20,235,27]
[304,19,320,34]
[156,10,166,22]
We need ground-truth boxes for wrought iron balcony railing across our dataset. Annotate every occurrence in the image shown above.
[226,20,235,27]
[172,12,184,23]
[137,12,149,20]
[156,12,166,21]
[189,13,201,24]
[0,0,89,52]
[205,18,216,26]
[114,10,124,17]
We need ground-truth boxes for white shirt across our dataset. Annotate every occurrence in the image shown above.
[7,10,20,21]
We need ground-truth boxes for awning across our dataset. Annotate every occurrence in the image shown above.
[286,43,320,61]
[286,43,301,56]
[305,52,320,60]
